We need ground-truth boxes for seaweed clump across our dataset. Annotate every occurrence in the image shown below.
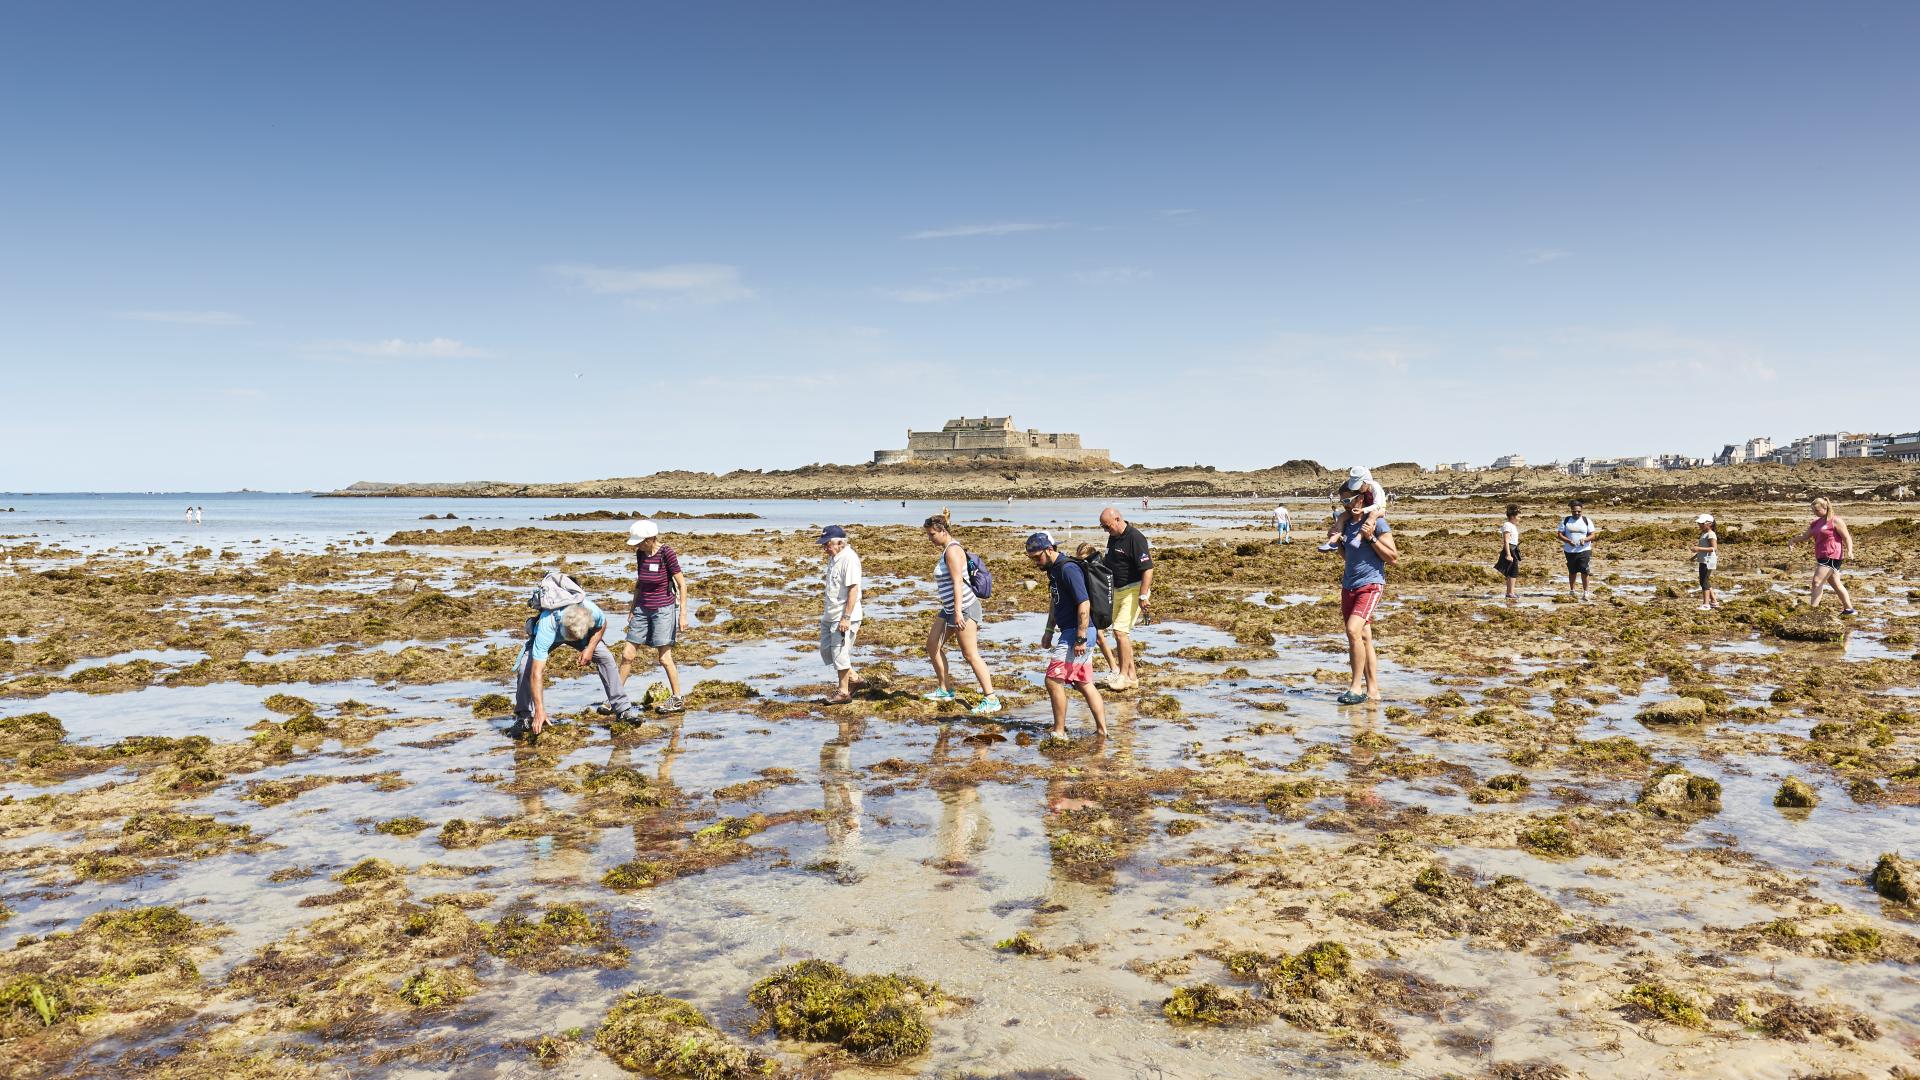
[596,992,776,1078]
[0,712,65,742]
[397,965,474,1009]
[1869,852,1915,903]
[1773,777,1818,809]
[485,905,629,972]
[1619,981,1705,1028]
[1637,765,1722,822]
[1162,983,1262,1026]
[746,960,943,1064]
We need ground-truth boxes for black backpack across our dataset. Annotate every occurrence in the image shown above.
[1063,556,1116,630]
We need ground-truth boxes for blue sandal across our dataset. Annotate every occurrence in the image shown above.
[1335,691,1368,706]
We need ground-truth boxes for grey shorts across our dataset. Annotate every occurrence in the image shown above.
[942,599,985,629]
[625,604,678,648]
[820,619,859,671]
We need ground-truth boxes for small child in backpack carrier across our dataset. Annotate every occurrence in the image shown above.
[1320,466,1388,552]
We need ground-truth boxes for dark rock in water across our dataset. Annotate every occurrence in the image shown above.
[1637,697,1707,725]
[1777,609,1846,643]
[1773,777,1818,809]
[1870,853,1915,903]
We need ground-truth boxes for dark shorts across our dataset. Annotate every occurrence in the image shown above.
[1564,550,1592,576]
[1698,564,1712,589]
[1816,557,1844,571]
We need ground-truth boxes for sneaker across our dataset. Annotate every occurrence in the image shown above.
[923,688,957,702]
[655,696,686,714]
[594,703,614,716]
[1697,605,1713,612]
[1316,540,1340,553]
[612,706,645,723]
[1840,608,1857,616]
[968,696,1002,716]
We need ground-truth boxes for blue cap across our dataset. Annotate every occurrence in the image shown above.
[817,525,847,545]
[1025,530,1056,552]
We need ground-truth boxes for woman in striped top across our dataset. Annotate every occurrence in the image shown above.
[922,516,1000,715]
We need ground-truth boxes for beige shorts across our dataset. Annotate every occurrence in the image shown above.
[819,619,859,671]
[1111,584,1142,634]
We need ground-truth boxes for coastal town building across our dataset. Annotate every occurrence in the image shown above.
[873,416,1110,465]
[1490,453,1527,470]
[1885,432,1920,462]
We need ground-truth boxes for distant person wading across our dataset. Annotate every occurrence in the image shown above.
[1497,504,1522,600]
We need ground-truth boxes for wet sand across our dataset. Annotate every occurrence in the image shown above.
[1,499,1916,1078]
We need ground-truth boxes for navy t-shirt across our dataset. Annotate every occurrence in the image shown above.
[1105,524,1153,590]
[1048,557,1090,636]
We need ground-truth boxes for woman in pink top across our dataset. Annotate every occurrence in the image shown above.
[1786,497,1856,615]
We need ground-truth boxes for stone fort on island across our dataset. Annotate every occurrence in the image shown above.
[873,416,1110,465]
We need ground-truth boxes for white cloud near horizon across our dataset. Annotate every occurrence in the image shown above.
[117,309,250,326]
[876,276,1031,303]
[903,222,1068,240]
[544,262,755,306]
[1523,248,1572,264]
[338,337,491,358]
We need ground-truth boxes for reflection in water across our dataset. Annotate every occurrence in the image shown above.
[930,724,991,871]
[821,716,864,868]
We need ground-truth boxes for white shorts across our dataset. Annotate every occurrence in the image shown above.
[819,619,859,671]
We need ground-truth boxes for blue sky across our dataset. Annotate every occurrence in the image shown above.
[3,2,1916,490]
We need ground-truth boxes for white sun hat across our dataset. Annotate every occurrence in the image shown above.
[1344,465,1371,490]
[1695,513,1715,524]
[625,519,660,546]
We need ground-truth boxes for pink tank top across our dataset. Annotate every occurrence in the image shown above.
[1809,517,1843,560]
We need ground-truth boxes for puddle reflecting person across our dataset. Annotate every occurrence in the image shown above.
[618,520,688,714]
[514,571,638,740]
[1098,506,1153,691]
[1497,504,1522,600]
[1328,489,1397,705]
[1788,497,1856,615]
[1692,514,1721,611]
[1557,499,1598,602]
[818,525,864,704]
[1027,531,1108,737]
[922,516,1001,715]
[819,716,864,868]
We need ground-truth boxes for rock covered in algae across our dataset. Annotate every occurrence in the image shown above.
[1620,981,1706,1028]
[1636,697,1707,725]
[1869,853,1915,903]
[596,992,776,1078]
[746,959,941,1064]
[1162,983,1263,1026]
[1638,765,1722,821]
[1773,777,1819,809]
[1777,608,1846,642]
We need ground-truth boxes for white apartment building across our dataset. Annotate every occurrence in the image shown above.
[1490,453,1527,470]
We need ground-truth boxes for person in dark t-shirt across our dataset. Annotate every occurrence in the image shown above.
[1098,507,1153,691]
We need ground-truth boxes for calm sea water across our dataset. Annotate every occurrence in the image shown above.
[0,492,1288,556]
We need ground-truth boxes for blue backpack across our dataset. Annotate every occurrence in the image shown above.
[964,550,994,599]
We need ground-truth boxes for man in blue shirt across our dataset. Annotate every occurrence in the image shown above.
[1025,531,1108,738]
[514,594,637,739]
[1325,489,1399,705]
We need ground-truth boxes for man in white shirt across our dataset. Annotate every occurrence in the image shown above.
[818,525,864,704]
[1556,499,1598,601]
[1273,504,1291,544]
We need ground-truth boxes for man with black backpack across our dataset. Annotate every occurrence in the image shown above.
[1025,532,1109,738]
[1098,506,1154,691]
[1556,499,1599,602]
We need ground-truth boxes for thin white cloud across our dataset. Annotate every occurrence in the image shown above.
[117,309,250,326]
[544,262,754,306]
[1523,249,1572,265]
[1072,266,1152,285]
[876,277,1031,304]
[903,222,1068,241]
[338,337,491,359]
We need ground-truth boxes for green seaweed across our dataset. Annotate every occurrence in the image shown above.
[746,959,940,1064]
[1162,983,1262,1026]
[1620,982,1705,1028]
[596,991,776,1078]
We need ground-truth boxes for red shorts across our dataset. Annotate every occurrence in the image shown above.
[1341,583,1383,623]
[1045,642,1094,685]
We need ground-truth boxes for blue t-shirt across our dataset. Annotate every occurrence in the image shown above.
[1048,557,1090,641]
[1559,514,1595,553]
[1341,518,1391,591]
[521,600,606,663]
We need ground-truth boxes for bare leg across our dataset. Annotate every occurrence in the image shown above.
[1046,677,1069,736]
[1094,630,1119,680]
[1829,570,1854,611]
[1080,682,1107,736]
[1809,567,1827,607]
[955,620,994,695]
[1345,614,1369,696]
[927,619,951,690]
[657,646,682,698]
[1115,630,1136,687]
[618,641,637,686]
[1360,623,1380,700]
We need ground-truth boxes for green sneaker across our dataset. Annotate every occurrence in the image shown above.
[923,688,956,702]
[968,696,1002,716]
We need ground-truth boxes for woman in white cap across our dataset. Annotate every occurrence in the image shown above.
[618,519,689,713]
[1690,514,1720,611]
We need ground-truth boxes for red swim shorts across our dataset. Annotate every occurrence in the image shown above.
[1045,642,1094,685]
[1341,583,1383,622]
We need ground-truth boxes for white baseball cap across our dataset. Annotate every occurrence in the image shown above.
[625,519,659,545]
[1344,465,1371,491]
[1694,514,1714,524]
